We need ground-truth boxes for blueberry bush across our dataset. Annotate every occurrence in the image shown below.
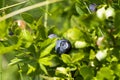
[0,0,120,80]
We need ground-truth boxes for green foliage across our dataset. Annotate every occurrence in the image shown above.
[0,20,7,38]
[1,0,120,80]
[80,65,94,80]
[95,67,115,80]
[21,13,34,24]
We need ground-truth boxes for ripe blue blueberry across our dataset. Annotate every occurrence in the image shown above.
[9,29,14,36]
[48,34,58,39]
[89,3,97,12]
[55,39,72,54]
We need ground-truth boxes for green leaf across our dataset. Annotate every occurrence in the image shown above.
[113,64,120,77]
[39,63,48,75]
[70,15,80,27]
[0,38,22,54]
[0,20,7,38]
[79,14,98,28]
[8,58,23,66]
[21,13,34,23]
[96,67,115,80]
[36,16,43,27]
[56,67,68,76]
[47,55,60,67]
[75,3,85,16]
[39,38,56,52]
[20,29,33,47]
[39,56,52,66]
[61,54,71,64]
[0,44,20,54]
[80,66,94,80]
[39,55,60,67]
[36,26,47,40]
[71,52,84,63]
[63,27,83,42]
[40,39,56,58]
[74,41,88,48]
[89,49,96,60]
[27,64,36,75]
[21,29,33,41]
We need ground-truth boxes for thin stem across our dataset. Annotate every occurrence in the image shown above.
[0,0,5,79]
[0,1,28,11]
[29,0,51,19]
[39,74,59,79]
[17,64,24,80]
[0,55,2,80]
[44,0,48,28]
[98,26,104,37]
[0,0,63,22]
[83,1,91,14]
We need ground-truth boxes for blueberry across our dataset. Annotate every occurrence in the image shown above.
[48,34,58,39]
[9,29,14,36]
[55,39,72,54]
[9,31,14,36]
[89,3,97,12]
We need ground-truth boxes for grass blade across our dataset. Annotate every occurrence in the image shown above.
[0,1,28,11]
[0,0,62,22]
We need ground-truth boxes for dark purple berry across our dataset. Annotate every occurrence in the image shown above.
[55,39,72,54]
[9,29,14,36]
[89,3,97,12]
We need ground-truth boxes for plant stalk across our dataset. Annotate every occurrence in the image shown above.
[17,64,24,80]
[0,1,28,11]
[44,0,48,28]
[0,0,63,22]
[0,55,2,80]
